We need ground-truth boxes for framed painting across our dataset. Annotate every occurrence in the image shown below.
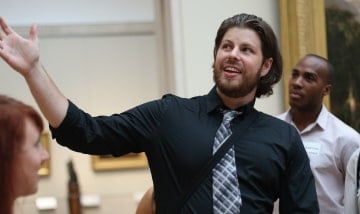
[279,0,330,109]
[325,0,360,132]
[38,132,51,176]
[92,153,148,171]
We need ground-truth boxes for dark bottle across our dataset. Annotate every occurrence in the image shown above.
[67,160,82,214]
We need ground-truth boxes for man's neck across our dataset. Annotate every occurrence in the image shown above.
[216,88,256,110]
[290,106,322,131]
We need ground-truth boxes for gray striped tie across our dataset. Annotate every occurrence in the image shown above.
[213,110,242,214]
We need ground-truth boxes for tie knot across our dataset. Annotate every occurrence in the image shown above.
[222,110,241,124]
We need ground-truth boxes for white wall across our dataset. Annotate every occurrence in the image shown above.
[1,0,154,25]
[0,0,283,213]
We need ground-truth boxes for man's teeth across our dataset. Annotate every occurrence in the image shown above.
[225,67,238,72]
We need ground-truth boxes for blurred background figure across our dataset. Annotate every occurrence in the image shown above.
[136,186,155,214]
[0,94,49,214]
[67,159,82,214]
[344,147,360,214]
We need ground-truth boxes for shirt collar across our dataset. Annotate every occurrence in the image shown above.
[206,86,256,114]
[316,105,329,130]
[285,105,329,131]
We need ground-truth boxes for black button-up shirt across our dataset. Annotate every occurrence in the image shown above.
[51,87,319,213]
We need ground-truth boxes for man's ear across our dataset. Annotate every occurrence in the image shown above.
[260,58,273,77]
[323,84,332,96]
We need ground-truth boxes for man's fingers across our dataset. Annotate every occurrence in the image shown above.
[0,17,12,41]
[0,17,13,35]
[29,24,38,43]
[0,18,5,40]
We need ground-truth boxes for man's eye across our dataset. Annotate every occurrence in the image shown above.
[222,44,231,49]
[291,70,299,78]
[305,75,316,81]
[241,47,253,54]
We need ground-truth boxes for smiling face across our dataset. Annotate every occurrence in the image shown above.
[13,119,49,197]
[213,27,272,102]
[289,55,331,111]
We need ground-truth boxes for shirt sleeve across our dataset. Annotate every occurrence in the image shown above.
[344,148,360,214]
[339,135,360,174]
[279,127,319,213]
[50,99,166,156]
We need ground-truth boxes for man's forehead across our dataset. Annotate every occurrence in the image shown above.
[297,57,326,73]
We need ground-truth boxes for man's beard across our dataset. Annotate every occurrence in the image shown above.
[213,67,261,98]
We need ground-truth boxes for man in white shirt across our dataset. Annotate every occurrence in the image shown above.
[278,54,360,214]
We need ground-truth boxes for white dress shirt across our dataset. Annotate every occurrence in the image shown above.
[344,147,360,214]
[278,105,360,214]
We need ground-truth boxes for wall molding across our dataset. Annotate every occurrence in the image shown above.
[13,22,154,38]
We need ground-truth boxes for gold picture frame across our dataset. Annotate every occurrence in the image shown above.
[279,0,330,109]
[38,132,51,176]
[92,152,148,171]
